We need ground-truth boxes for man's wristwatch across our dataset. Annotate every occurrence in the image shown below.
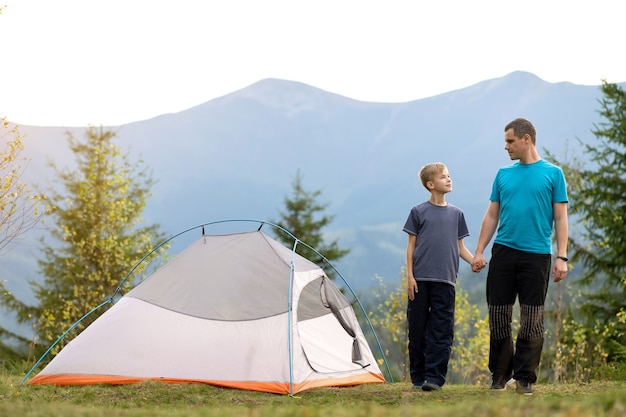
[556,256,569,262]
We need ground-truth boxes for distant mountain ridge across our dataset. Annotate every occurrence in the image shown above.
[1,71,613,312]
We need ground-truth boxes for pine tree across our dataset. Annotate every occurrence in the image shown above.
[546,80,626,364]
[0,126,167,355]
[271,170,349,274]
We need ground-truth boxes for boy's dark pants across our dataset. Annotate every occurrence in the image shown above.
[407,281,455,387]
[486,243,551,383]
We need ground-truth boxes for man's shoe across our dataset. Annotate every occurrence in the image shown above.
[412,381,424,389]
[421,382,442,391]
[490,374,508,391]
[515,379,533,395]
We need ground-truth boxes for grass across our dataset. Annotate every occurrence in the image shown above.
[1,368,625,417]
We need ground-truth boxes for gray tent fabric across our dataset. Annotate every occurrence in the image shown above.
[127,232,318,320]
[297,276,349,320]
[320,278,364,365]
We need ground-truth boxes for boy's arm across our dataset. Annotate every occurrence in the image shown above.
[406,234,418,300]
[458,239,473,264]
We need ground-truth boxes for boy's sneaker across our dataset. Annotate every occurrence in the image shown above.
[421,382,442,391]
[412,381,424,389]
[490,374,508,391]
[515,379,533,395]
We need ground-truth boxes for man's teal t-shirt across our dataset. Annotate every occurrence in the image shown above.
[490,159,568,254]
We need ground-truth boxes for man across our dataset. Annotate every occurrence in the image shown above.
[471,118,568,395]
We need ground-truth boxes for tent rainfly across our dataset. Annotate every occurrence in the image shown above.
[27,229,386,394]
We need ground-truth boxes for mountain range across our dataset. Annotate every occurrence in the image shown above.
[1,71,613,317]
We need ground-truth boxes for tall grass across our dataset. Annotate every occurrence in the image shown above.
[1,366,625,417]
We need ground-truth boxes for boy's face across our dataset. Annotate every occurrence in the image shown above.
[429,168,452,193]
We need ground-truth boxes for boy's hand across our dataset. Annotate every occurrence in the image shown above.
[407,277,418,301]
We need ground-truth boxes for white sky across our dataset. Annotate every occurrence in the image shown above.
[1,0,624,127]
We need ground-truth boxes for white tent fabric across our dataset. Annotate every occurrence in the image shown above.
[29,231,385,394]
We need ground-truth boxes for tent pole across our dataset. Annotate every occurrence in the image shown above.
[286,238,299,395]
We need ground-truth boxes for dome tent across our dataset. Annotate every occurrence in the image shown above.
[24,220,387,394]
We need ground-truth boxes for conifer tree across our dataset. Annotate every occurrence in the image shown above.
[272,170,349,274]
[0,126,167,355]
[546,80,626,364]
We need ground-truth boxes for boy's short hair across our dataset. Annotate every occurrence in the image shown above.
[419,162,447,191]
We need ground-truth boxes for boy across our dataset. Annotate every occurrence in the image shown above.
[403,162,474,391]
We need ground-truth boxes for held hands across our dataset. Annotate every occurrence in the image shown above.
[471,254,487,273]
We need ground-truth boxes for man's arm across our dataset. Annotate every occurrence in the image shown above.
[472,201,500,272]
[552,202,569,282]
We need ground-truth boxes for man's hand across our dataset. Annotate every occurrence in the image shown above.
[552,258,568,282]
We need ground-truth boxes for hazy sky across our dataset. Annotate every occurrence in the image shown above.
[1,0,624,126]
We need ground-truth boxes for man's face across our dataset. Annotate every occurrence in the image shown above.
[504,128,528,160]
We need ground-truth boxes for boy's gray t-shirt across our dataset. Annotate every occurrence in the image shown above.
[403,201,469,285]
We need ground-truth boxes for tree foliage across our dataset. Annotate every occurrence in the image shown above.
[368,274,408,381]
[271,170,349,272]
[0,118,51,254]
[449,288,490,384]
[546,80,626,365]
[367,268,490,384]
[0,126,167,356]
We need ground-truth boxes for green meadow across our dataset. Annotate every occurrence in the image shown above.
[2,367,625,417]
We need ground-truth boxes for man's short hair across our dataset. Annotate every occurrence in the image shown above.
[505,118,536,144]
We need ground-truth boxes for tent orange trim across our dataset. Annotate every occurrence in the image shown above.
[28,372,386,395]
